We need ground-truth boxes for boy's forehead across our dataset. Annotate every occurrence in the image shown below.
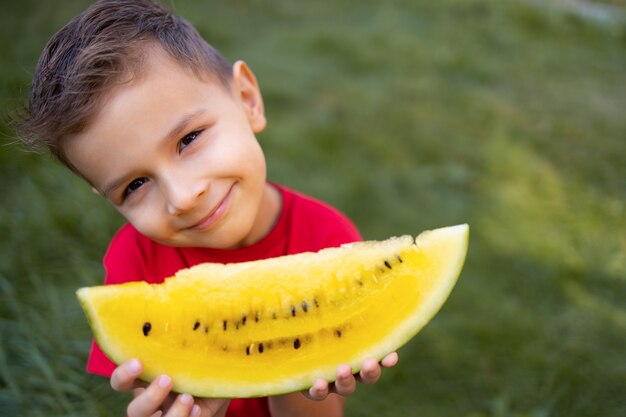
[115,45,232,95]
[71,47,230,138]
[64,49,233,185]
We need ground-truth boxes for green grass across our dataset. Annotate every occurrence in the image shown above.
[1,0,625,416]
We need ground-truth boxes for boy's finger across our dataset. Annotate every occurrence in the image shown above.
[381,352,399,368]
[358,358,382,384]
[126,375,173,417]
[333,365,356,396]
[111,359,145,392]
[306,378,329,401]
[162,393,197,417]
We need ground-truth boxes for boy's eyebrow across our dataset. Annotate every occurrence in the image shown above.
[99,108,208,200]
[162,108,208,145]
[99,175,131,201]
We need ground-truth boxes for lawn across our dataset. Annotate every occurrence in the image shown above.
[1,0,625,416]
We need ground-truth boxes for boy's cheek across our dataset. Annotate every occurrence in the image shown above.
[119,209,160,237]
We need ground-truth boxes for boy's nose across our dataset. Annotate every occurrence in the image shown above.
[162,173,206,215]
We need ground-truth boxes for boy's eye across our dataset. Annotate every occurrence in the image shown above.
[123,177,148,198]
[179,130,201,151]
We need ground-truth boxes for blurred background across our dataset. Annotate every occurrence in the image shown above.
[1,0,625,416]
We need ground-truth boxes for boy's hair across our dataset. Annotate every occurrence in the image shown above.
[14,0,232,169]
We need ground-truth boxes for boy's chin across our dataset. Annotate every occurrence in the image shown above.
[155,231,252,250]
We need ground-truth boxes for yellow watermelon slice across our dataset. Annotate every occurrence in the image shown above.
[77,224,469,398]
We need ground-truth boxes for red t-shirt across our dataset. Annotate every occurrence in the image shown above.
[87,184,361,416]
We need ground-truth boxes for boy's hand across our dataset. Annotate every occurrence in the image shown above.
[304,352,399,400]
[111,359,230,417]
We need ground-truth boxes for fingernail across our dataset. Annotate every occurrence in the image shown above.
[313,383,323,394]
[158,375,172,388]
[339,365,352,378]
[179,393,193,405]
[191,404,201,417]
[313,379,326,395]
[127,359,141,375]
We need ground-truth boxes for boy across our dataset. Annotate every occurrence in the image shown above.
[16,0,398,416]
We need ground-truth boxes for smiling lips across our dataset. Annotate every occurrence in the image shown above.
[186,185,234,231]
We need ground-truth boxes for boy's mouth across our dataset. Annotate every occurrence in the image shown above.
[185,184,234,231]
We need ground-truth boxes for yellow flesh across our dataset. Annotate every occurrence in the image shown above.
[77,224,468,397]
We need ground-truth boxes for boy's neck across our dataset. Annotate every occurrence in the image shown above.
[240,182,282,248]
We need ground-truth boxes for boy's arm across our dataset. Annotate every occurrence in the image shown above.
[269,393,344,417]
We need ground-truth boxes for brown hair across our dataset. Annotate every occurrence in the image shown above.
[14,0,232,169]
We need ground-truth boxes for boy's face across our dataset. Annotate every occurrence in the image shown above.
[65,48,276,249]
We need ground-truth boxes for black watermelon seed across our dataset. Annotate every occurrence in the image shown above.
[397,255,403,263]
[223,320,228,331]
[302,301,308,312]
[204,326,209,333]
[242,315,247,326]
[255,312,260,322]
[335,330,342,338]
[314,299,320,308]
[246,346,251,356]
[384,260,392,269]
[291,306,296,317]
[193,321,200,331]
[293,338,301,349]
[258,343,264,353]
[142,322,151,336]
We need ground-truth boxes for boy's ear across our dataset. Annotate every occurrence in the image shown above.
[232,60,266,133]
